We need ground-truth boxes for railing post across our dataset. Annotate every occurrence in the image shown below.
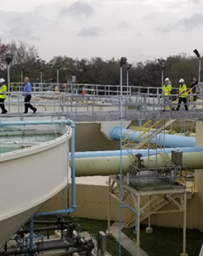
[18,92,20,114]
[180,191,188,256]
[106,177,112,235]
[137,196,140,256]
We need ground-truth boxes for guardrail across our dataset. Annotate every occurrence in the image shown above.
[0,86,202,121]
[1,91,202,111]
[10,83,174,96]
[10,82,134,95]
[9,82,199,98]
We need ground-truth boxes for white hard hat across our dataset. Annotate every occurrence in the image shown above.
[179,78,184,83]
[165,78,169,81]
[0,78,5,83]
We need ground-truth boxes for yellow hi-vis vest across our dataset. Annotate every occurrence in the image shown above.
[0,85,7,99]
[179,84,187,98]
[163,84,171,96]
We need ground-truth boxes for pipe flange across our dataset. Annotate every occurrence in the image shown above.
[158,152,173,167]
[127,153,137,165]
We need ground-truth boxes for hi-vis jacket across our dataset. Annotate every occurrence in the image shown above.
[0,84,7,99]
[179,84,187,98]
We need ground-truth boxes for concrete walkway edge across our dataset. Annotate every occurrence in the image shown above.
[110,222,149,256]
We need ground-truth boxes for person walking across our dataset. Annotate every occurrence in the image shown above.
[23,77,37,114]
[162,77,172,110]
[176,78,188,111]
[0,78,8,114]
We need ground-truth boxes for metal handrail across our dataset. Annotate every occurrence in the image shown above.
[0,89,202,119]
[122,86,199,147]
[9,82,182,96]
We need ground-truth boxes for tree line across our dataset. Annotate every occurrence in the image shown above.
[0,39,200,88]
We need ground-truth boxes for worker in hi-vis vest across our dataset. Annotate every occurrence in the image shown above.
[55,85,59,95]
[162,77,172,110]
[176,78,188,111]
[0,78,7,114]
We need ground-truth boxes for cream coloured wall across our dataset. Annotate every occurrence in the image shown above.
[40,182,131,222]
[39,121,203,230]
[40,182,199,229]
[194,122,203,231]
[74,123,120,151]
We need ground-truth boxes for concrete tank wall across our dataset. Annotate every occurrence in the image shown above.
[74,123,120,151]
[39,177,130,221]
[0,125,71,248]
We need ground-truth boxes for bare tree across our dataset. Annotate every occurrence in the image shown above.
[8,40,39,66]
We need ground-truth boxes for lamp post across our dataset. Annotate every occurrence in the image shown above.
[119,56,127,256]
[40,67,43,84]
[193,49,201,89]
[161,63,165,87]
[159,58,166,87]
[21,66,25,89]
[127,64,132,94]
[56,67,60,88]
[6,54,13,92]
[6,53,13,112]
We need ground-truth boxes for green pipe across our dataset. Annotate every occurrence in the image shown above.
[71,154,135,177]
[71,152,203,177]
[143,152,203,170]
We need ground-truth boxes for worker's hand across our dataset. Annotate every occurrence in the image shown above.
[24,95,27,99]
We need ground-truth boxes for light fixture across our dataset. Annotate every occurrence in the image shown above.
[127,64,132,70]
[6,53,13,65]
[193,49,201,59]
[120,57,127,66]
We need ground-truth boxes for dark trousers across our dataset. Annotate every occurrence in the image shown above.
[0,98,7,113]
[24,95,36,113]
[176,97,188,111]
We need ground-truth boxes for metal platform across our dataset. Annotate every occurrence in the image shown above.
[107,174,188,256]
[0,84,202,121]
[0,109,203,122]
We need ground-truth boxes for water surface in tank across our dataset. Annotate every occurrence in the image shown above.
[0,134,59,154]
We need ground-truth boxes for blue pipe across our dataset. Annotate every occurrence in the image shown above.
[35,119,76,217]
[14,235,24,250]
[110,126,195,148]
[29,217,34,250]
[71,147,203,159]
[25,234,44,248]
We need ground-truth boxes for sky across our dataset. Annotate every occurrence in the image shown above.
[0,0,203,64]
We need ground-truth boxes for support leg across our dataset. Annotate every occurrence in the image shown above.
[106,177,112,235]
[137,196,140,256]
[146,196,153,234]
[180,191,188,256]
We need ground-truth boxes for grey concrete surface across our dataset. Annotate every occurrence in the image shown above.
[110,222,149,256]
[1,109,202,122]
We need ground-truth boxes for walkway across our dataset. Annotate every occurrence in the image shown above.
[0,109,202,122]
[3,84,203,121]
[110,222,149,256]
